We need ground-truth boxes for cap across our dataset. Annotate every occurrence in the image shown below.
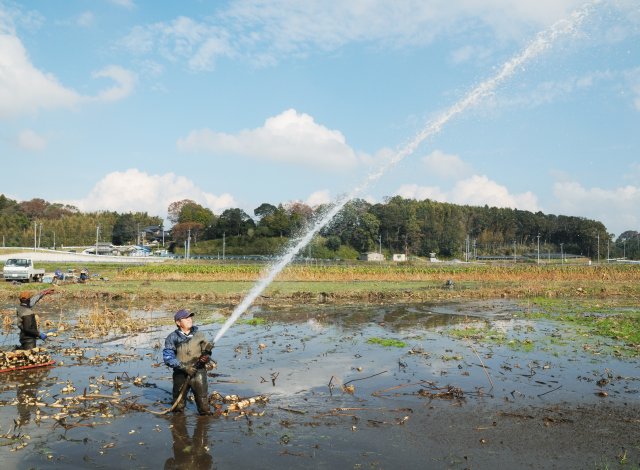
[174,309,195,321]
[19,291,31,301]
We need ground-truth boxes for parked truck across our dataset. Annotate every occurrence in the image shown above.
[3,258,45,282]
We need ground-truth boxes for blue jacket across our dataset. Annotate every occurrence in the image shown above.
[163,326,207,369]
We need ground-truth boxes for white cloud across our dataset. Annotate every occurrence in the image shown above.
[67,169,236,218]
[177,109,360,170]
[90,66,137,102]
[396,183,448,202]
[118,0,601,70]
[0,33,82,118]
[305,190,332,207]
[396,175,540,211]
[120,17,233,71]
[17,129,47,151]
[0,33,136,118]
[552,180,640,235]
[421,150,473,179]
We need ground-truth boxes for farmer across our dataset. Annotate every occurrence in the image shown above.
[163,309,214,415]
[17,288,55,350]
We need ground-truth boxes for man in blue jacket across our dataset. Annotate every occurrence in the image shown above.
[17,288,54,350]
[163,309,214,415]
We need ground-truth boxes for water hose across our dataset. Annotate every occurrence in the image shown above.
[145,375,192,416]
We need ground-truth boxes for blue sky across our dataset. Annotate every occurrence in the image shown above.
[1,0,638,237]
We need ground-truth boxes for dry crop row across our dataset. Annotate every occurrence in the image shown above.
[116,263,640,283]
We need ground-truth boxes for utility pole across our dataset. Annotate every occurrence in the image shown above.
[513,240,516,263]
[161,224,165,247]
[53,231,56,250]
[33,221,37,251]
[38,223,42,249]
[596,232,600,264]
[96,225,100,256]
[378,235,382,255]
[223,232,226,260]
[560,243,564,264]
[537,233,541,265]
[187,228,191,259]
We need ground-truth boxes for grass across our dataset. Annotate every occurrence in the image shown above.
[366,337,407,348]
[524,297,640,354]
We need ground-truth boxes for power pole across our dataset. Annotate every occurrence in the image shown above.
[536,233,541,265]
[33,221,37,251]
[187,228,191,259]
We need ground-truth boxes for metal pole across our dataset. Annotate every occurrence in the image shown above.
[513,240,516,263]
[596,233,600,264]
[537,233,540,265]
[34,221,37,251]
[187,228,191,259]
[560,243,564,264]
[223,232,226,260]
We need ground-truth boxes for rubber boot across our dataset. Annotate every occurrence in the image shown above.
[172,370,189,412]
[191,370,212,415]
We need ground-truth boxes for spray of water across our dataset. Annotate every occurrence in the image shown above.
[213,2,596,344]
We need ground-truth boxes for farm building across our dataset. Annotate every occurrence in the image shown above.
[359,252,384,262]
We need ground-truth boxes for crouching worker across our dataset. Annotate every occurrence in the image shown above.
[163,309,214,415]
[17,289,55,350]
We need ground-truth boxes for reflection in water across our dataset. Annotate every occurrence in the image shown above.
[164,414,213,470]
[0,366,53,425]
[252,301,515,332]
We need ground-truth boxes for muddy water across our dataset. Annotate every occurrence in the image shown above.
[1,299,639,469]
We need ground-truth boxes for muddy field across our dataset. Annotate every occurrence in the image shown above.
[1,300,639,469]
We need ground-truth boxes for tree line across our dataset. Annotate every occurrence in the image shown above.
[1,193,638,260]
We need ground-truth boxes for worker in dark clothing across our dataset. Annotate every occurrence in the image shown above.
[16,288,54,350]
[163,309,214,415]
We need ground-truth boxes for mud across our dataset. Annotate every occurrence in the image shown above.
[0,299,638,469]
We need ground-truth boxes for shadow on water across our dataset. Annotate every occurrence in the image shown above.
[0,299,639,469]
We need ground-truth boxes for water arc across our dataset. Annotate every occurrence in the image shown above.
[213,2,596,344]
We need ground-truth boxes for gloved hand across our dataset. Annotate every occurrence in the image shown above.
[39,332,47,340]
[198,354,210,365]
[184,365,197,377]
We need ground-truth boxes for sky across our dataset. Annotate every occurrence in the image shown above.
[1,0,639,237]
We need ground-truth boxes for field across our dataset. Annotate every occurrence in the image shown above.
[1,260,639,468]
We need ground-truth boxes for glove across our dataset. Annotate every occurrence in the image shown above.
[183,365,197,377]
[198,354,210,365]
[39,332,47,340]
